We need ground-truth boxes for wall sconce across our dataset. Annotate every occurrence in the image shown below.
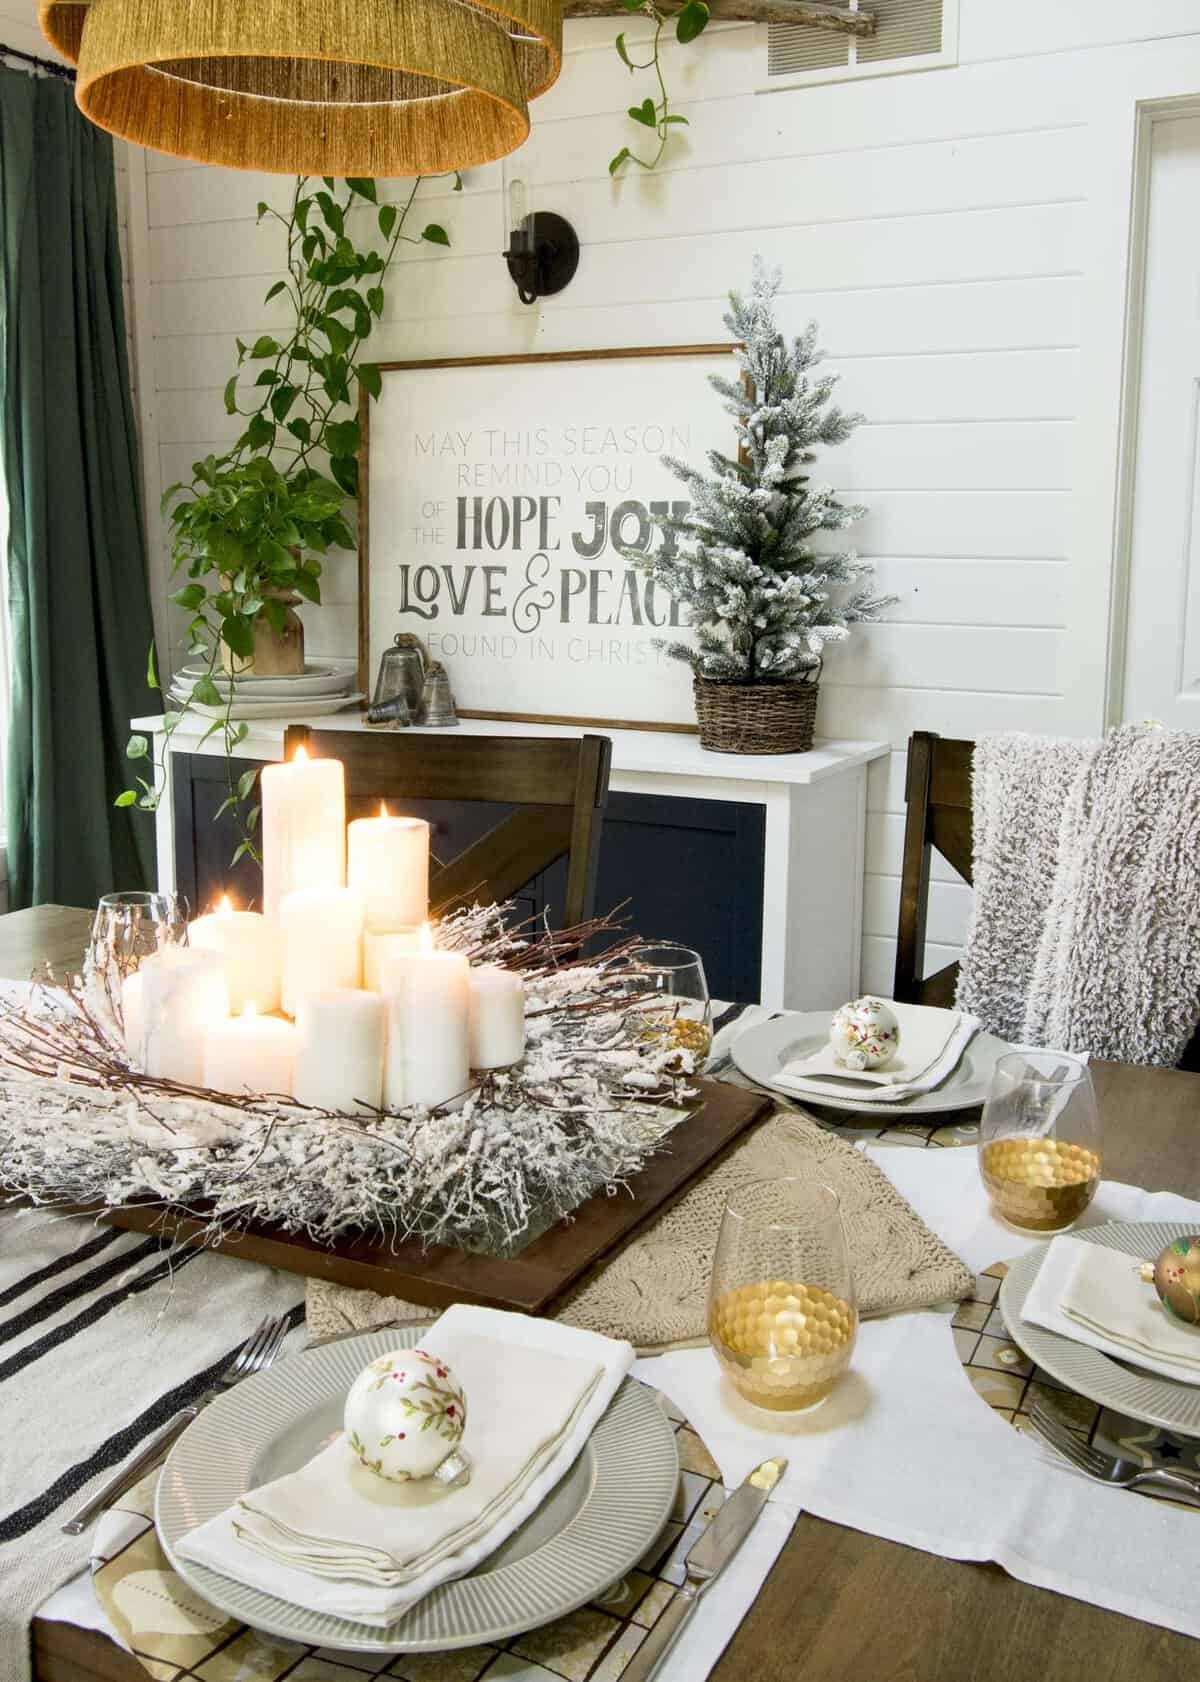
[504,175,579,306]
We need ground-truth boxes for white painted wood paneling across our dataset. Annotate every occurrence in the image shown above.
[119,3,1200,993]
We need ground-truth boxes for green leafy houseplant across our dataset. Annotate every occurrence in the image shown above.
[609,0,711,175]
[122,174,454,860]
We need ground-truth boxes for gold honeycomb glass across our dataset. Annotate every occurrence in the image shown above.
[708,1179,857,1412]
[629,943,713,1068]
[979,1051,1101,1232]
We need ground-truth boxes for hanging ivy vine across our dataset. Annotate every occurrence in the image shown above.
[609,0,711,175]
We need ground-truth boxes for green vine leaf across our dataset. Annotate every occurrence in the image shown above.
[346,177,378,202]
[114,790,138,808]
[615,32,634,68]
[222,375,239,415]
[264,280,286,303]
[422,223,451,246]
[628,98,658,128]
[359,363,382,399]
[192,674,222,707]
[221,614,256,660]
[676,0,709,42]
[126,734,150,760]
[249,335,281,359]
[378,203,397,239]
[147,642,159,691]
[609,147,633,176]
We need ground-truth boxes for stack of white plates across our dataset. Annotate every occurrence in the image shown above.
[170,662,364,721]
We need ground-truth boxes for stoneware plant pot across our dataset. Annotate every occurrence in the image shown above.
[692,672,820,755]
[220,587,306,678]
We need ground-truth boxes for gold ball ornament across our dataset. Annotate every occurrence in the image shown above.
[1140,1236,1200,1326]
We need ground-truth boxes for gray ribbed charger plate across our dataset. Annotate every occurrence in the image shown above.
[1000,1222,1200,1436]
[156,1328,679,1652]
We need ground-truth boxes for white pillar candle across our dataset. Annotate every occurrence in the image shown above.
[468,965,526,1069]
[363,927,421,992]
[280,886,364,1017]
[348,804,430,931]
[382,929,470,1111]
[188,895,281,1014]
[136,948,230,1086]
[202,1002,295,1097]
[261,746,346,919]
[121,970,145,1062]
[293,989,386,1112]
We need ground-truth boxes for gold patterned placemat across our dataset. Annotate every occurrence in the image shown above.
[91,1391,724,1682]
[956,1262,1200,1494]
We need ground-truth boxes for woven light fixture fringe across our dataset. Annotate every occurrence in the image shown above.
[39,0,562,175]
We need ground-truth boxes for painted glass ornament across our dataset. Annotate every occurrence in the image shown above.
[829,997,900,1072]
[344,1348,470,1485]
[1140,1236,1200,1325]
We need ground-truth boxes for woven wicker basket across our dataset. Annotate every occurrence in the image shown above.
[692,673,820,755]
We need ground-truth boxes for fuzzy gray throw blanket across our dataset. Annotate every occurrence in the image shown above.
[958,728,1200,1065]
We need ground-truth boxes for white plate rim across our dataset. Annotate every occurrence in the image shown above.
[999,1221,1200,1436]
[181,694,364,720]
[178,661,354,687]
[155,1327,680,1652]
[730,1009,1009,1114]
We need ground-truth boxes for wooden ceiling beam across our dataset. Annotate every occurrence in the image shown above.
[562,1,876,36]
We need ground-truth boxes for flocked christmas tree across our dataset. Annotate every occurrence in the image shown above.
[632,260,894,684]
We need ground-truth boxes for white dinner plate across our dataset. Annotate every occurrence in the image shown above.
[730,1009,1010,1115]
[1000,1221,1200,1436]
[156,1327,679,1653]
[178,662,357,697]
[170,693,364,721]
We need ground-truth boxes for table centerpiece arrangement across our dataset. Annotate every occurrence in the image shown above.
[0,745,728,1265]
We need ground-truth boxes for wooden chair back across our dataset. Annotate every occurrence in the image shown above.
[283,726,612,928]
[893,730,973,1009]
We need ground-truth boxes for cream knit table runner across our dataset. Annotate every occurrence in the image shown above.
[307,1105,975,1353]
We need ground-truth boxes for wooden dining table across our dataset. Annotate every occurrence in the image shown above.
[9,903,1199,1682]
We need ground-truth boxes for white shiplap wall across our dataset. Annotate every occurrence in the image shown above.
[125,1,1200,991]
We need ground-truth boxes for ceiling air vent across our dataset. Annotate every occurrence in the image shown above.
[765,0,958,89]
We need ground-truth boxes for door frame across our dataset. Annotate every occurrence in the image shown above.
[1070,55,1200,731]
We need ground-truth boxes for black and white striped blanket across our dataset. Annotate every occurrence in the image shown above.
[0,1208,303,1682]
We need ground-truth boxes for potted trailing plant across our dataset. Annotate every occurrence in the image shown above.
[122,175,452,855]
[629,259,894,754]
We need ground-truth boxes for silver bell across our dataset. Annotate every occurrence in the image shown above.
[366,693,412,728]
[416,661,458,727]
[372,633,426,715]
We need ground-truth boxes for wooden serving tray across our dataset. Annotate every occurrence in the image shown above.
[89,1077,772,1315]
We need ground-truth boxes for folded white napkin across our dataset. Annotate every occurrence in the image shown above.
[775,1004,979,1104]
[178,1305,634,1626]
[1021,1235,1200,1386]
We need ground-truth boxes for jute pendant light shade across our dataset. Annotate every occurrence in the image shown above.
[39,0,562,175]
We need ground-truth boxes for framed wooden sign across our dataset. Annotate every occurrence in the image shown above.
[358,344,739,732]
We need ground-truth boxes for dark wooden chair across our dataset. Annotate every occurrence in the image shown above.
[893,728,1200,1070]
[893,731,974,1009]
[284,726,612,928]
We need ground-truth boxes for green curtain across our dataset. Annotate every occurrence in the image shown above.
[0,64,159,910]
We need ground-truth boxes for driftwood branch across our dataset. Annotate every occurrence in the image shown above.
[563,0,876,34]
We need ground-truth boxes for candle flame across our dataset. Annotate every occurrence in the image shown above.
[218,895,233,917]
[419,922,434,954]
[242,1001,258,1019]
[293,744,309,763]
[379,800,390,819]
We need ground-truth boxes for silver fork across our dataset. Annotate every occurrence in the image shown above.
[1030,1400,1200,1504]
[62,1310,293,1534]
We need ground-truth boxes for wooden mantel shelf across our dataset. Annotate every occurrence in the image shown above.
[563,0,875,33]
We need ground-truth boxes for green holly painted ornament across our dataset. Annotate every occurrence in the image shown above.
[1140,1236,1200,1325]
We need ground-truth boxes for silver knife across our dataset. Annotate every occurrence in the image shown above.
[624,1456,787,1682]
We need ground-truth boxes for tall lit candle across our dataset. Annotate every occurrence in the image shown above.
[348,803,430,931]
[280,886,364,1017]
[468,965,526,1069]
[293,990,386,1112]
[363,927,421,992]
[261,746,346,919]
[382,926,470,1111]
[136,948,230,1085]
[188,895,281,1013]
[202,1002,295,1097]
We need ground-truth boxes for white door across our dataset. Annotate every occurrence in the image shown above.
[1122,114,1200,729]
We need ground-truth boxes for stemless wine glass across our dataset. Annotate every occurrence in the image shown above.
[708,1178,857,1412]
[85,891,190,1030]
[978,1051,1102,1232]
[629,942,712,1065]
